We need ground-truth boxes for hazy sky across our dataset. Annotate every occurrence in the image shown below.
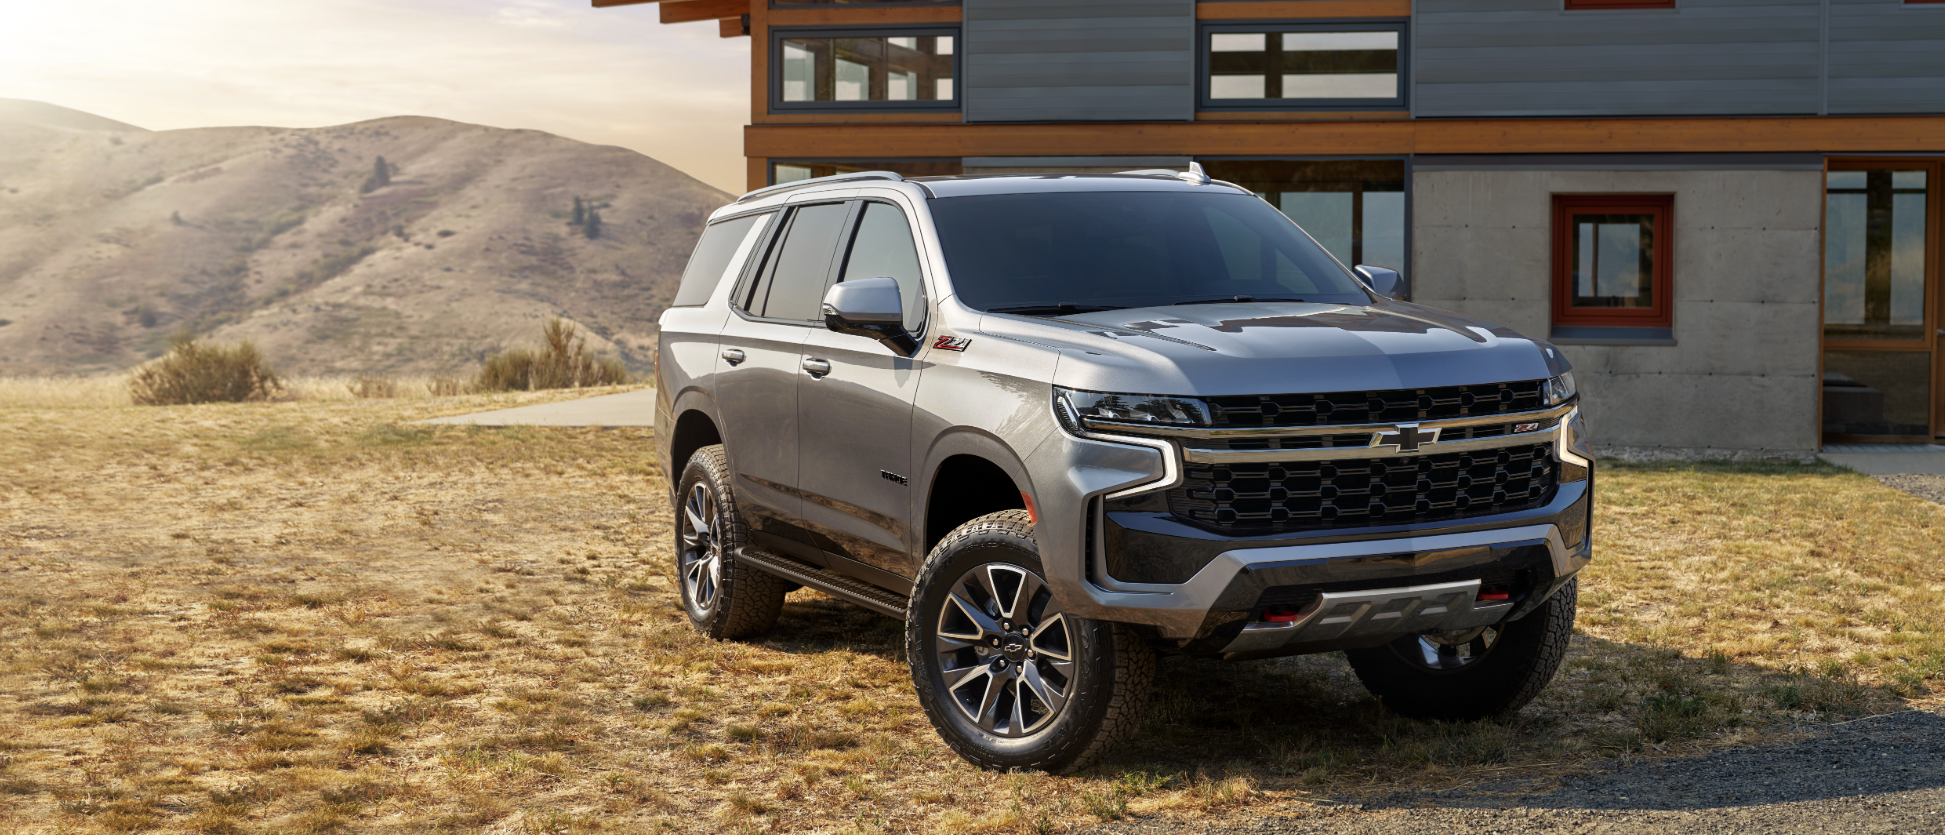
[0,0,751,193]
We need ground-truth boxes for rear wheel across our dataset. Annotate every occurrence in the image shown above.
[906,510,1153,773]
[1345,579,1577,721]
[674,445,787,640]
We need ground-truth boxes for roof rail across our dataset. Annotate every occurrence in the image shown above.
[1117,161,1211,185]
[735,170,905,204]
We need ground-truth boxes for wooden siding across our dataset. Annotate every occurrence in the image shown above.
[1414,0,1824,118]
[964,0,1195,123]
[745,114,1945,158]
[1828,0,1945,114]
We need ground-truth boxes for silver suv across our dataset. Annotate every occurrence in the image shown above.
[655,167,1595,773]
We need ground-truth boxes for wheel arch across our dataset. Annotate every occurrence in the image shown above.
[665,404,724,504]
[919,429,1037,556]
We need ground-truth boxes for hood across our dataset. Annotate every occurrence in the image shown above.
[977,300,1567,396]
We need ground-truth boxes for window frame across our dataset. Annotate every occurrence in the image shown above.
[768,25,962,114]
[1564,0,1676,9]
[1196,20,1409,113]
[1550,194,1676,330]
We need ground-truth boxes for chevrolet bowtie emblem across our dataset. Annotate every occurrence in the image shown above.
[1371,423,1441,453]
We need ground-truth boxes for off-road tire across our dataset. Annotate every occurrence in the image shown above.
[674,445,788,640]
[1346,578,1577,721]
[906,510,1154,773]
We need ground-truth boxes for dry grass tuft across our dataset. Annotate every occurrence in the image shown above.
[473,318,629,393]
[0,389,1939,833]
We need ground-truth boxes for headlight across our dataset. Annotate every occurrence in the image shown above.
[1055,387,1211,429]
[1542,372,1577,407]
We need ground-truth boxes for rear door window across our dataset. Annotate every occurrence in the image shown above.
[673,212,773,307]
[748,202,852,321]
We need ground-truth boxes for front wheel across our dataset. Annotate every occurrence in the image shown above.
[1345,579,1577,721]
[906,510,1154,773]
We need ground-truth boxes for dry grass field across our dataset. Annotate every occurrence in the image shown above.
[2,379,1943,834]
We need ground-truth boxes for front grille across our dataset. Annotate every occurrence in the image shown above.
[1169,443,1557,534]
[1206,380,1546,428]
[1192,418,1557,451]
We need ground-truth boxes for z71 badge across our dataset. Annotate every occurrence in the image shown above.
[933,335,971,352]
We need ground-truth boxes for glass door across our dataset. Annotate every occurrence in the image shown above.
[1822,161,1942,443]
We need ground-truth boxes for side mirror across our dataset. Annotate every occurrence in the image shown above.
[822,276,918,356]
[1355,265,1410,302]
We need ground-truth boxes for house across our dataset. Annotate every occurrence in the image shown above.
[599,0,1945,458]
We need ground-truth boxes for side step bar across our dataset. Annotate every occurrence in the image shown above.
[734,547,910,619]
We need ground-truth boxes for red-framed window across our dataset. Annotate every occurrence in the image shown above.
[1565,0,1676,8]
[1552,195,1675,329]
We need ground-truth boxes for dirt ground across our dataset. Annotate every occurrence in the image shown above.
[2,385,1942,834]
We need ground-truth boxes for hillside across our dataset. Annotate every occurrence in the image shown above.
[0,99,731,377]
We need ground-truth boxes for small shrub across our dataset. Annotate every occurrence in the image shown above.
[129,333,283,405]
[347,376,399,399]
[472,318,629,392]
[427,375,468,397]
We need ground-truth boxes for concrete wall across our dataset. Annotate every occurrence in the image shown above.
[1411,167,1823,457]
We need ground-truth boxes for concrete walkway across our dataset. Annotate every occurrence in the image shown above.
[1818,443,1945,475]
[410,388,656,428]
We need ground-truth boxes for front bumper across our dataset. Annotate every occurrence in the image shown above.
[1038,406,1594,649]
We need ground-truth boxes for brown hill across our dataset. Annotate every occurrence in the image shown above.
[0,99,731,377]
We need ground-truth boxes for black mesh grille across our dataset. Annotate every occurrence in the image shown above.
[1169,443,1557,534]
[1206,380,1547,428]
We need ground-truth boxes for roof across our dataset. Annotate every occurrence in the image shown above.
[907,173,1253,199]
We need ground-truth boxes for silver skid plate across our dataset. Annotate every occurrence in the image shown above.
[1221,579,1513,655]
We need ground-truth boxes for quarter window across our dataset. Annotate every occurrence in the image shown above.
[774,30,957,111]
[673,212,773,308]
[1201,23,1405,110]
[1551,195,1675,331]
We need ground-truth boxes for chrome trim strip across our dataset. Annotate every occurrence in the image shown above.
[1181,424,1562,464]
[1079,402,1574,440]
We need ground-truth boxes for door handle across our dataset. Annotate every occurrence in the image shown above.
[720,348,746,365]
[802,358,832,377]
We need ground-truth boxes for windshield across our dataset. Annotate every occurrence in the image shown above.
[929,190,1373,312]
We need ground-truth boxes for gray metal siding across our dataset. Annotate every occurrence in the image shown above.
[1414,0,1824,118]
[964,0,1193,122]
[1828,0,1945,114]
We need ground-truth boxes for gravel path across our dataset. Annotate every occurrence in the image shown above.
[1876,474,1945,506]
[1093,708,1945,834]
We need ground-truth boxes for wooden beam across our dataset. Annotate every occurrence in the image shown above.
[719,15,748,37]
[767,7,963,26]
[746,115,1945,159]
[591,0,657,8]
[662,0,745,24]
[1197,1,1411,19]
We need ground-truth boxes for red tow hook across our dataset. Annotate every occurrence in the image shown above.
[1477,588,1511,602]
[1263,609,1303,623]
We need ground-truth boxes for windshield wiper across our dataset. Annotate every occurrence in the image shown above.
[985,303,1127,316]
[1173,295,1309,305]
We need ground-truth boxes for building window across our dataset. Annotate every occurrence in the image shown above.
[1551,195,1674,331]
[772,159,964,184]
[1565,0,1676,8]
[1201,160,1406,275]
[1199,22,1406,111]
[772,29,957,111]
